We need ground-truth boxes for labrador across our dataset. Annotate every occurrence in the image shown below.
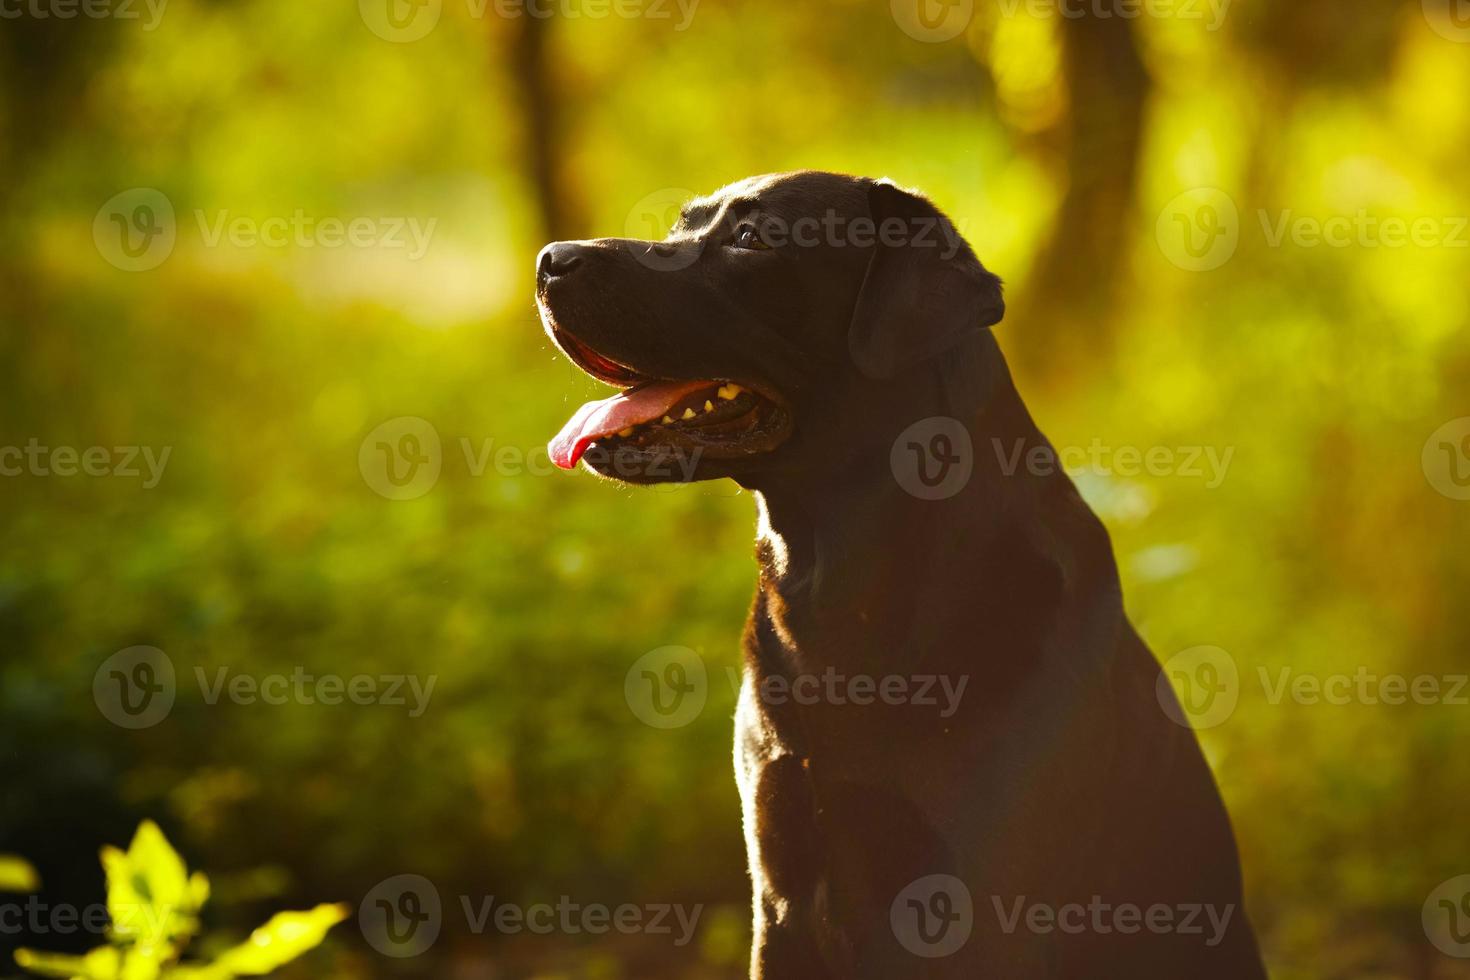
[534,171,1267,979]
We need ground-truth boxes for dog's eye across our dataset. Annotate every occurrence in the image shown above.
[732,223,770,250]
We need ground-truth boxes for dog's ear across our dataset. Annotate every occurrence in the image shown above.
[847,181,1005,381]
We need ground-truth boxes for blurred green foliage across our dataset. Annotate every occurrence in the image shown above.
[1,0,1469,977]
[12,821,344,980]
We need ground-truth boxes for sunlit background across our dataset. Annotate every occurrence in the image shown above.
[3,0,1470,977]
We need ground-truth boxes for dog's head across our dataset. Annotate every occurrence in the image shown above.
[536,171,1004,485]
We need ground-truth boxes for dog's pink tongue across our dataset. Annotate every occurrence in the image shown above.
[549,379,712,469]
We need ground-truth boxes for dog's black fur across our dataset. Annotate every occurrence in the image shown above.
[536,171,1266,978]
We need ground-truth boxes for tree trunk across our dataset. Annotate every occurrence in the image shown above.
[506,14,581,242]
[1009,11,1150,386]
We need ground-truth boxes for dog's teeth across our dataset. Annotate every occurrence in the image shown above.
[618,427,635,438]
[704,400,714,412]
[681,407,696,420]
[718,383,744,400]
[662,415,674,424]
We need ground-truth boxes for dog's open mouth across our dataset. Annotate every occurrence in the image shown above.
[547,327,791,471]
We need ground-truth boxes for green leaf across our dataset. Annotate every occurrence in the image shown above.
[15,945,121,979]
[101,822,202,949]
[0,855,40,892]
[16,943,169,980]
[210,904,348,976]
[160,967,228,980]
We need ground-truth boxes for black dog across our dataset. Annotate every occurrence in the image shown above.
[535,171,1266,979]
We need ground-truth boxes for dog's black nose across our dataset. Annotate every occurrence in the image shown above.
[537,242,584,286]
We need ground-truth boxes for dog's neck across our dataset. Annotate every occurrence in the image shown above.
[741,332,1085,676]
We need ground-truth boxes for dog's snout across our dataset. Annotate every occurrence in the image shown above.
[537,242,585,286]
